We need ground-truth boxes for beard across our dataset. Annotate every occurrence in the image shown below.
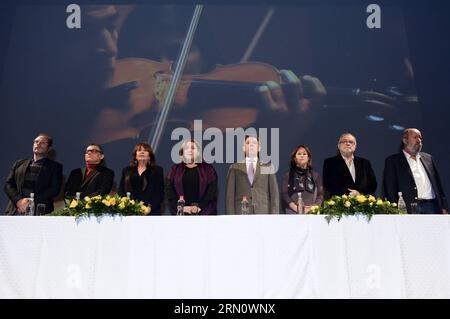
[33,148,47,156]
[407,143,422,155]
[340,149,353,157]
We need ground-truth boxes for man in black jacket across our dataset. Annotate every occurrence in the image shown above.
[323,132,377,198]
[4,134,63,215]
[64,144,114,200]
[383,128,448,214]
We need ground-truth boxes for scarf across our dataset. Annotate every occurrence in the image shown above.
[85,163,98,177]
[288,166,315,197]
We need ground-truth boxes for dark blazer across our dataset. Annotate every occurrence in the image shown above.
[4,158,63,215]
[323,154,377,198]
[64,166,114,199]
[165,162,218,215]
[383,151,448,213]
[119,165,164,215]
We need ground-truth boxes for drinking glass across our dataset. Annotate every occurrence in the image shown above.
[36,203,46,216]
[410,202,418,214]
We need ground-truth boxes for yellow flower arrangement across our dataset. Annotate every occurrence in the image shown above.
[102,199,111,207]
[141,205,151,215]
[311,194,404,223]
[49,195,150,219]
[69,199,79,209]
[310,205,321,215]
[109,197,116,206]
[356,195,367,203]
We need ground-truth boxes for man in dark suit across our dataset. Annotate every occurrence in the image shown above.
[64,144,114,200]
[226,135,279,214]
[383,128,448,214]
[323,132,377,198]
[4,134,63,215]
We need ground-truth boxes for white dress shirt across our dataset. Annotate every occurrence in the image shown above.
[342,155,356,183]
[403,150,435,199]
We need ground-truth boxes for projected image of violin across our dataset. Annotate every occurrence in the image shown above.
[89,5,417,146]
[91,56,415,145]
[91,57,323,143]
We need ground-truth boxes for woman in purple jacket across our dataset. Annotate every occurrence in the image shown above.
[165,139,218,215]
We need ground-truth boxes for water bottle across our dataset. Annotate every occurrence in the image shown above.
[241,196,250,215]
[177,195,185,216]
[75,192,81,201]
[25,193,35,216]
[297,192,304,214]
[398,192,407,213]
[126,192,131,199]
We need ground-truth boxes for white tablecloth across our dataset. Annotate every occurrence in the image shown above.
[1,215,449,298]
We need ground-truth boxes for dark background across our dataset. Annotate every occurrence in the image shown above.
[0,0,449,214]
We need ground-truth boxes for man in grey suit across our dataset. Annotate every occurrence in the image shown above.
[225,135,279,214]
[383,128,448,214]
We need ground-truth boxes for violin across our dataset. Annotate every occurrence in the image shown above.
[91,57,414,144]
[90,58,308,144]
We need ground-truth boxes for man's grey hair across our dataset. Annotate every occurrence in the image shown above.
[337,132,356,145]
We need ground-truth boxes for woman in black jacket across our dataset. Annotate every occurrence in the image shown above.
[119,142,164,215]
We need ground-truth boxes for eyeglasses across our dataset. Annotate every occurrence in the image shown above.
[339,140,355,145]
[85,149,102,154]
[34,140,49,145]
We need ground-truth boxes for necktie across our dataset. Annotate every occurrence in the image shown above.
[248,161,255,185]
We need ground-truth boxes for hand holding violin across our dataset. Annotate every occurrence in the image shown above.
[91,58,327,143]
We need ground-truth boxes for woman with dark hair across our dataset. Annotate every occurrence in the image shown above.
[166,139,218,215]
[282,145,324,214]
[64,144,114,200]
[118,142,164,215]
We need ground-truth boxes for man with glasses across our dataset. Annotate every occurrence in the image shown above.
[4,134,63,215]
[322,133,377,198]
[64,144,114,200]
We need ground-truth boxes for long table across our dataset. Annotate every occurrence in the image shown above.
[1,215,449,298]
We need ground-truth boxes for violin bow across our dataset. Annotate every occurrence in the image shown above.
[240,7,275,63]
[148,5,204,152]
